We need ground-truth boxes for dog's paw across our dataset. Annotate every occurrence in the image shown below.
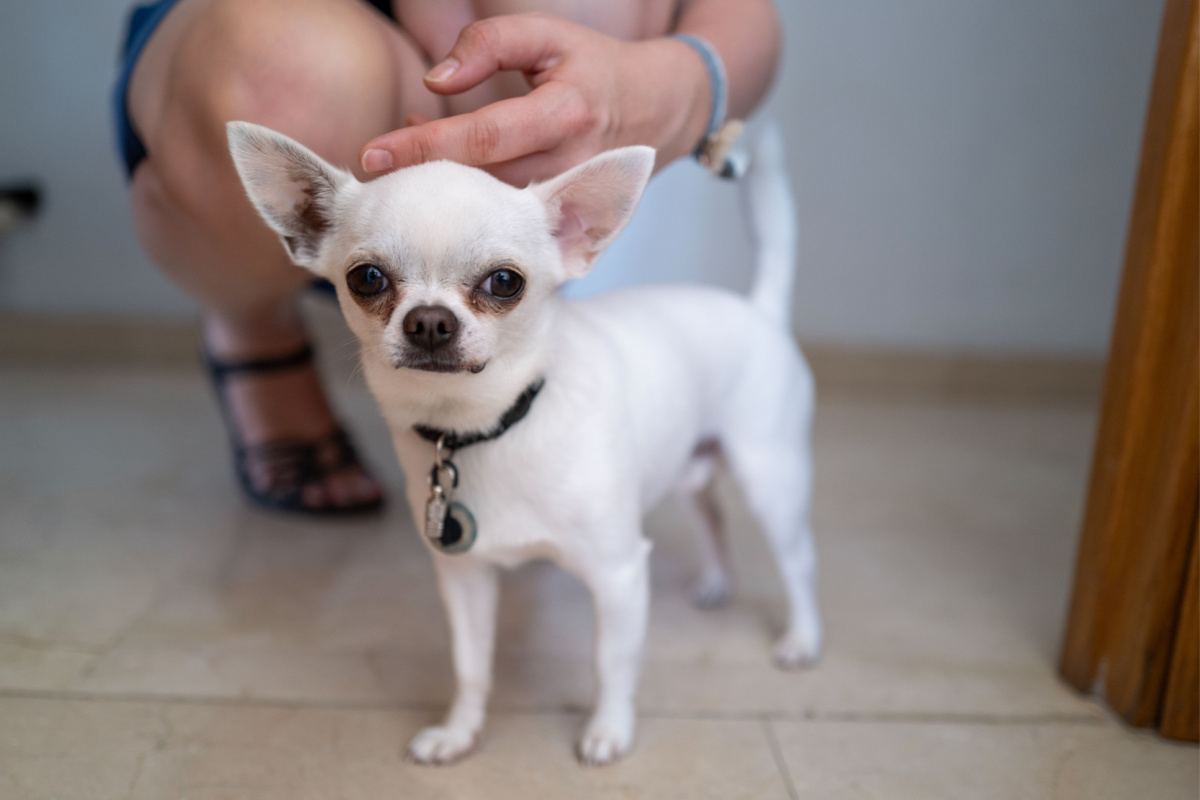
[691,571,731,609]
[772,631,821,671]
[406,725,478,765]
[577,719,634,766]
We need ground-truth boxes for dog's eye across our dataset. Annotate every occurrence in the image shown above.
[347,264,389,297]
[480,268,524,300]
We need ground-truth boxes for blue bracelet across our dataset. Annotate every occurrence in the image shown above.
[670,33,728,157]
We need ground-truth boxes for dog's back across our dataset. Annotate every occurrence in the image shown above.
[549,122,811,515]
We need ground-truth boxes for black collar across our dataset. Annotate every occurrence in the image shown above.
[413,380,545,451]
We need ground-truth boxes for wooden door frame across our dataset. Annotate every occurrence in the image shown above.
[1059,0,1199,742]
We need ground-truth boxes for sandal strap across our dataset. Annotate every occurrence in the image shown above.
[202,341,317,452]
[312,428,359,471]
[235,440,319,497]
[234,429,365,503]
[236,429,358,472]
[204,343,314,380]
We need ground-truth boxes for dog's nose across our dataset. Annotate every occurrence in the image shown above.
[402,305,459,352]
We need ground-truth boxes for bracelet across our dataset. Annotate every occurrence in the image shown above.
[670,33,728,155]
[670,33,748,179]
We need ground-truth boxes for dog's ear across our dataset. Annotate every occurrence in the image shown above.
[226,121,353,270]
[529,147,654,279]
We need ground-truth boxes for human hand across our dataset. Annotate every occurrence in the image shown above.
[359,13,711,186]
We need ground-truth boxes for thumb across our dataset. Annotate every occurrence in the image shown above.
[422,13,573,95]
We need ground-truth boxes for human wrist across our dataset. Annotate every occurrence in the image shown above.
[622,36,712,165]
[669,34,727,154]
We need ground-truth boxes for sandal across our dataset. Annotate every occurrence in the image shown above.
[203,342,385,516]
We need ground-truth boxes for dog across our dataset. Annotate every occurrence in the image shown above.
[227,120,821,766]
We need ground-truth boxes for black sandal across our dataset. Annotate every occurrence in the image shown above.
[203,342,385,516]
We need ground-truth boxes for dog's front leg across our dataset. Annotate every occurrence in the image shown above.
[407,557,499,765]
[571,539,651,766]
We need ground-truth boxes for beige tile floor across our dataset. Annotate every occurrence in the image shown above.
[0,339,1196,798]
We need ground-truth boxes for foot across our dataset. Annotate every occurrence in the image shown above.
[406,724,479,765]
[204,314,383,513]
[772,629,821,670]
[577,706,635,766]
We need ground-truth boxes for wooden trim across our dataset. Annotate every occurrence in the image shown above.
[1161,512,1199,740]
[0,313,201,367]
[1059,0,1199,739]
[801,347,1104,402]
[0,312,1107,400]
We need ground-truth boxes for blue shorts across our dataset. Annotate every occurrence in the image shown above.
[113,0,398,179]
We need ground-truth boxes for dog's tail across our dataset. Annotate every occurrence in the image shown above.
[742,121,799,331]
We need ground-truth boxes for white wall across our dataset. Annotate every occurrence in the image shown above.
[0,1,192,318]
[0,1,1163,356]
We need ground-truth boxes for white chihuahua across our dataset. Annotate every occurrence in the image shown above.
[227,121,820,766]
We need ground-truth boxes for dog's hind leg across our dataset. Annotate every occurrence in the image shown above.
[683,480,732,609]
[675,442,732,608]
[732,444,821,669]
[723,403,822,670]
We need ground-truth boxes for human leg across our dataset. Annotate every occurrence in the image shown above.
[122,0,442,510]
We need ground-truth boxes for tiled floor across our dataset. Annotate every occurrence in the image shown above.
[0,340,1196,798]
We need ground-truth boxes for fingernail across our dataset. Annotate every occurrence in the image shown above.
[362,149,392,173]
[425,57,460,83]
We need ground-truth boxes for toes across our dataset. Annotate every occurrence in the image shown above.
[300,468,382,512]
[772,632,821,670]
[324,472,355,507]
[577,733,629,766]
[577,721,633,766]
[324,468,382,510]
[406,725,478,765]
[352,472,383,503]
[301,481,330,510]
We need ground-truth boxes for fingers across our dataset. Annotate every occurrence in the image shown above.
[484,147,604,187]
[482,151,574,188]
[422,14,574,96]
[361,82,590,176]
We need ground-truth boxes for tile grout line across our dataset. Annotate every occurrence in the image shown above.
[74,520,257,686]
[761,709,1111,727]
[123,752,148,800]
[75,579,177,684]
[762,717,800,800]
[0,686,1111,727]
[0,632,106,656]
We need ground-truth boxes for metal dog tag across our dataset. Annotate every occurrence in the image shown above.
[425,459,457,543]
[425,487,449,542]
[423,438,478,554]
[438,500,477,555]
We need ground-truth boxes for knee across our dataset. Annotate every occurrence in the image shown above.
[164,0,396,161]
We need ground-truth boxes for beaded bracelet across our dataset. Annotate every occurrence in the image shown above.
[670,33,748,179]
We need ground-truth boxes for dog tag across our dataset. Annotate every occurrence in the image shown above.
[425,460,457,543]
[437,500,477,555]
[425,485,450,542]
[423,455,477,554]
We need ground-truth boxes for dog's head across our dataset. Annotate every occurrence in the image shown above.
[227,122,653,377]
